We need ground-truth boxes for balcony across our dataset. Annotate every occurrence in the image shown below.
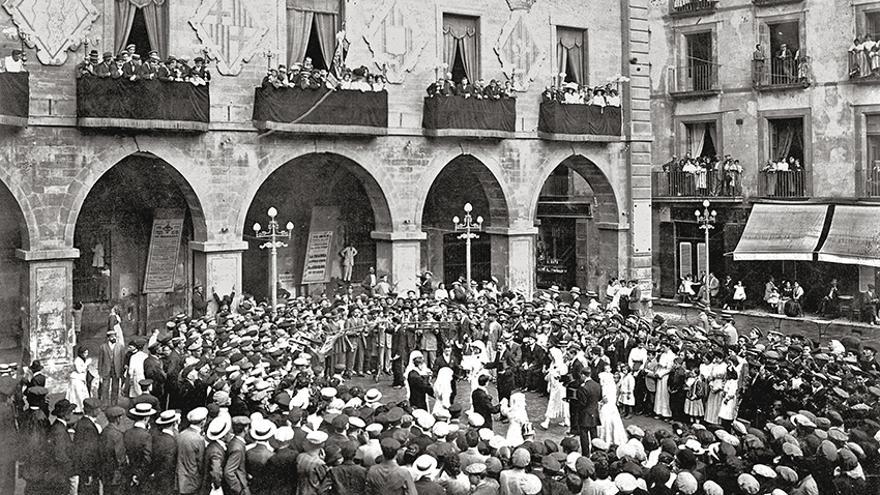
[252,87,388,136]
[669,63,720,99]
[537,101,621,142]
[652,170,743,201]
[753,0,803,5]
[77,77,209,131]
[0,72,29,127]
[849,51,880,85]
[753,57,811,92]
[758,169,807,198]
[422,96,516,139]
[863,167,880,198]
[670,0,717,18]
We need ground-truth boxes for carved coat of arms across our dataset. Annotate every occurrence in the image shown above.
[189,0,270,76]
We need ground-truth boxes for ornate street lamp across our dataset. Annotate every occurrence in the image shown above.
[252,207,293,314]
[453,202,483,288]
[695,199,717,307]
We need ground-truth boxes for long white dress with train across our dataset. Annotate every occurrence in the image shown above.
[66,356,91,412]
[598,371,628,446]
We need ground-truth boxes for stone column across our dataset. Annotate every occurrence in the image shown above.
[190,241,247,314]
[372,230,426,294]
[16,248,80,391]
[486,227,538,298]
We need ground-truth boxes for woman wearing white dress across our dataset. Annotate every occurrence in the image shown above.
[598,363,628,446]
[653,343,675,418]
[703,354,728,425]
[66,345,92,413]
[501,392,530,447]
[540,347,569,429]
[432,367,454,415]
[717,368,740,428]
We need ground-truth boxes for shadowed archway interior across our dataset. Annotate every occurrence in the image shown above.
[0,180,26,349]
[243,153,393,299]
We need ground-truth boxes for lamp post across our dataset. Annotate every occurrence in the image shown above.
[453,202,483,288]
[694,199,717,307]
[252,207,293,315]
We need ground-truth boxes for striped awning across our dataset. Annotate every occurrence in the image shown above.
[733,203,829,261]
[818,205,880,267]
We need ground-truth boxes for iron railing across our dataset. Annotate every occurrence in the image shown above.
[653,170,742,198]
[758,169,806,198]
[863,166,880,197]
[670,63,720,94]
[753,56,811,89]
[672,0,717,15]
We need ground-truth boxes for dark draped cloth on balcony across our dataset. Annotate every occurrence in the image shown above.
[77,77,209,130]
[538,102,621,138]
[0,72,29,126]
[252,87,388,134]
[422,96,516,137]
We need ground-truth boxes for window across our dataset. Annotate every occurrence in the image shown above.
[287,0,344,68]
[685,31,715,91]
[442,14,479,83]
[557,27,587,85]
[685,122,717,158]
[769,117,805,164]
[758,19,804,85]
[863,11,880,38]
[115,0,169,57]
[867,115,880,196]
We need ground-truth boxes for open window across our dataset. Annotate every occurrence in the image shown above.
[557,26,587,85]
[442,14,479,83]
[287,0,344,68]
[115,0,169,58]
[769,117,805,165]
[867,115,880,196]
[685,122,718,158]
[758,18,806,86]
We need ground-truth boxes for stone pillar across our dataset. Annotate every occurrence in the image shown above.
[190,241,247,314]
[372,231,426,294]
[487,227,538,298]
[630,199,653,298]
[17,248,80,392]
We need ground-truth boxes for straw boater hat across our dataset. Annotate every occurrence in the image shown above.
[129,402,157,418]
[250,419,276,441]
[156,410,180,426]
[206,417,231,441]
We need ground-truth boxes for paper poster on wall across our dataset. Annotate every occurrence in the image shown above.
[302,231,334,284]
[143,210,184,293]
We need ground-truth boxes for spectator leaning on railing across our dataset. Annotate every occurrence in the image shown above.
[849,35,880,79]
[0,48,27,72]
[75,44,210,86]
[262,60,386,92]
[661,154,742,196]
[541,81,621,108]
[425,72,514,100]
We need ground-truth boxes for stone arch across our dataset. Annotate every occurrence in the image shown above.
[415,152,512,228]
[527,153,623,226]
[65,149,209,246]
[237,151,394,236]
[0,173,34,251]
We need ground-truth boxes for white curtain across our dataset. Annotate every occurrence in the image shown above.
[707,124,717,155]
[689,124,707,157]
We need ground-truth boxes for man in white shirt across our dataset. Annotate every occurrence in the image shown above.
[1,49,26,72]
[127,338,149,398]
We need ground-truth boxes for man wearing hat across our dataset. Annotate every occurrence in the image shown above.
[152,410,180,493]
[125,403,157,493]
[177,407,208,495]
[365,438,417,494]
[98,327,125,404]
[100,406,127,495]
[138,50,161,80]
[47,399,77,493]
[204,417,232,493]
[297,430,329,495]
[223,416,250,495]
[192,56,212,83]
[74,398,103,495]
[246,419,275,495]
[76,50,99,78]
[128,337,149,398]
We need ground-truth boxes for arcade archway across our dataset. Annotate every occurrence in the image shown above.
[73,154,207,336]
[0,181,26,350]
[243,153,392,299]
[532,155,620,291]
[421,155,510,286]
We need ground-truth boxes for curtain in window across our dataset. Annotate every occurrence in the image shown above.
[313,13,337,68]
[557,28,584,84]
[114,0,138,54]
[443,16,477,81]
[287,0,340,66]
[287,10,314,66]
[142,1,168,58]
[707,124,717,155]
[689,124,707,157]
[774,124,796,160]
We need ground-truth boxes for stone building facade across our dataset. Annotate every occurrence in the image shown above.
[0,0,651,385]
[649,0,880,306]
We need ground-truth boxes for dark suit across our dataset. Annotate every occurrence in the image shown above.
[223,436,249,495]
[407,370,433,411]
[485,343,521,402]
[263,447,298,495]
[100,423,127,494]
[176,426,205,495]
[123,425,153,493]
[47,419,75,490]
[74,417,102,495]
[203,441,226,494]
[152,430,178,494]
[245,444,273,495]
[98,341,125,403]
[471,387,500,430]
[576,378,601,455]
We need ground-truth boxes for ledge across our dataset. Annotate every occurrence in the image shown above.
[423,128,516,139]
[0,115,28,127]
[370,230,427,241]
[849,76,880,86]
[77,117,209,132]
[189,241,250,253]
[652,195,744,203]
[669,89,721,100]
[537,132,621,142]
[483,226,540,236]
[253,120,387,136]
[16,248,81,261]
[754,82,810,93]
[597,222,630,231]
[752,0,803,5]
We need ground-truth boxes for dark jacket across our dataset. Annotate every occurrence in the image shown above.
[471,388,500,430]
[223,436,249,495]
[407,370,433,410]
[576,378,602,427]
[246,443,274,495]
[263,446,299,495]
[123,425,153,486]
[48,419,75,484]
[203,440,227,492]
[176,426,205,495]
[100,423,127,487]
[74,416,102,478]
[329,461,367,495]
[151,430,178,493]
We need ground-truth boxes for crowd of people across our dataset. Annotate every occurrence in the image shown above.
[75,45,211,86]
[848,35,880,79]
[660,155,743,197]
[262,59,387,92]
[3,276,880,495]
[425,73,516,100]
[541,82,621,108]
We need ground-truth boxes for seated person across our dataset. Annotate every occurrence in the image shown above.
[817,279,840,316]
